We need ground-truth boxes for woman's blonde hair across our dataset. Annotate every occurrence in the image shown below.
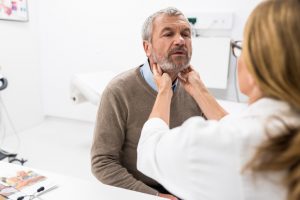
[243,0,300,200]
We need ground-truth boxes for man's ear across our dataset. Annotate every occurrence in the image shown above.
[143,40,151,57]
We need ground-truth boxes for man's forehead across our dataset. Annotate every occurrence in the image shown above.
[153,14,190,30]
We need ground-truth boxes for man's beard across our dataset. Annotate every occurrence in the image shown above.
[152,46,191,75]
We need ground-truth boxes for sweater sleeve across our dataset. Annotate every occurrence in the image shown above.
[90,86,158,195]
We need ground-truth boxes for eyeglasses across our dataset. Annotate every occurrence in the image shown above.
[231,40,242,58]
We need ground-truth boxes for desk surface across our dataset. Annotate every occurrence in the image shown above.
[0,161,164,200]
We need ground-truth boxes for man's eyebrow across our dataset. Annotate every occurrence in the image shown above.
[160,26,191,35]
[160,27,174,33]
[182,27,191,32]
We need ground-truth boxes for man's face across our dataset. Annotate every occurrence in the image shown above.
[145,14,192,75]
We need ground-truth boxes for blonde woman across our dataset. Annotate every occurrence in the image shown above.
[137,0,300,200]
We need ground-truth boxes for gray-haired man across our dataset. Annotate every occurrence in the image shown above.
[91,7,203,199]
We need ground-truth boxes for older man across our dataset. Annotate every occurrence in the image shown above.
[91,7,203,199]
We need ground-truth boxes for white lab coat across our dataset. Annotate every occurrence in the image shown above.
[137,98,300,200]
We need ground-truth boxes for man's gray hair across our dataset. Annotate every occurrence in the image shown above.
[142,7,189,42]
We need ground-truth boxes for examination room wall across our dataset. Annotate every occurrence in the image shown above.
[0,0,44,134]
[0,0,262,135]
[39,0,261,122]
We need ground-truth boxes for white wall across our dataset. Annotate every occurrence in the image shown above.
[0,0,44,136]
[39,0,262,122]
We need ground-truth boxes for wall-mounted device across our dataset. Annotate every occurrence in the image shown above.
[187,12,233,30]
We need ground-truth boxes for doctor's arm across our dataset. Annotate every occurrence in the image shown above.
[148,64,173,125]
[137,65,242,199]
[179,67,228,120]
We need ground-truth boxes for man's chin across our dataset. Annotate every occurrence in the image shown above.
[163,66,188,76]
[158,60,190,74]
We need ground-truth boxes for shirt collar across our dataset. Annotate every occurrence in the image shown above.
[140,60,178,92]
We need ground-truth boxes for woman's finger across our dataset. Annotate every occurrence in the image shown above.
[179,70,189,80]
[156,63,163,75]
[178,77,187,86]
[152,63,160,76]
[178,73,186,82]
[186,67,193,73]
[181,68,189,74]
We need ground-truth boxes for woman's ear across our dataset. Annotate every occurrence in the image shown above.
[143,41,151,57]
[247,71,255,87]
[248,72,263,101]
[237,56,262,99]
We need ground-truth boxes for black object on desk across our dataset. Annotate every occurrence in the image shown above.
[0,149,27,165]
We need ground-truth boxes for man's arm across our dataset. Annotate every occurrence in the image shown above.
[91,86,158,195]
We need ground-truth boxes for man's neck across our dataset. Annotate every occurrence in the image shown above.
[169,73,178,83]
[148,60,178,82]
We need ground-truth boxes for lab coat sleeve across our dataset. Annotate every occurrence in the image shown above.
[137,117,243,200]
[137,117,198,198]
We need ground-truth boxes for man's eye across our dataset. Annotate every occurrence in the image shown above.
[182,32,191,38]
[163,32,173,37]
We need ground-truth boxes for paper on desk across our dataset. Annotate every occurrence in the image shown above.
[0,165,57,200]
[0,182,23,200]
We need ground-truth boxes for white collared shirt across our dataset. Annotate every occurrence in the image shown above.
[137,98,300,200]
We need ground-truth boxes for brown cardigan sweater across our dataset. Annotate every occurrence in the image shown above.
[91,66,203,195]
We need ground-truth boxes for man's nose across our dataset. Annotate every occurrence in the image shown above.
[174,34,185,45]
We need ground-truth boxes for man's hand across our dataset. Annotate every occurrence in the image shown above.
[178,66,206,98]
[153,63,173,95]
[158,193,179,200]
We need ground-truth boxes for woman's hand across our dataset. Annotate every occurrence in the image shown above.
[178,66,206,98]
[179,66,228,120]
[149,63,173,125]
[153,63,173,95]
